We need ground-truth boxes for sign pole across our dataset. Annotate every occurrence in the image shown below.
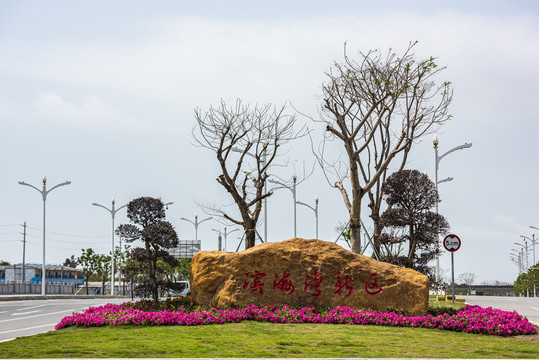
[451,251,455,304]
[443,234,461,304]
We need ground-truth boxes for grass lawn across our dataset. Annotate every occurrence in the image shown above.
[0,321,538,358]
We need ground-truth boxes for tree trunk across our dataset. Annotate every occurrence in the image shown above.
[245,229,256,249]
[350,218,362,253]
[372,220,383,256]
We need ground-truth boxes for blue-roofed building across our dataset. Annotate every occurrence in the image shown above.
[0,264,84,285]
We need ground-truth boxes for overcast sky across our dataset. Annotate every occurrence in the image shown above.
[1,1,538,284]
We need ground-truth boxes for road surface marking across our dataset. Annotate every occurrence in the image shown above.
[0,309,76,323]
[12,310,41,316]
[18,304,46,311]
[531,307,539,312]
[0,323,56,335]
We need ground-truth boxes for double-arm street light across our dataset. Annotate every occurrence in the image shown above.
[520,233,537,267]
[296,195,319,239]
[511,249,523,274]
[92,198,128,296]
[433,134,472,281]
[181,214,211,241]
[514,240,530,270]
[212,226,240,251]
[268,175,297,238]
[19,175,71,296]
[232,145,268,243]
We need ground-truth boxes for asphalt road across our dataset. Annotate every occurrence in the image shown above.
[0,297,128,343]
[465,295,539,324]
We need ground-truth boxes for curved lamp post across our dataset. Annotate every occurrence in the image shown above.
[520,234,537,267]
[296,195,319,239]
[433,134,472,281]
[232,144,268,242]
[268,174,297,237]
[92,198,128,296]
[514,241,530,270]
[19,175,71,296]
[180,214,212,241]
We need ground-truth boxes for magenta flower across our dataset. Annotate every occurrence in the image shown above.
[54,303,537,337]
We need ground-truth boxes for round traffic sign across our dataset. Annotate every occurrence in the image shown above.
[443,234,461,252]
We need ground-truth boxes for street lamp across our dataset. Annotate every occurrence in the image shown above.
[18,174,71,296]
[220,226,240,251]
[92,198,128,296]
[520,234,537,266]
[433,133,472,281]
[268,174,297,237]
[514,241,530,270]
[211,229,223,251]
[296,195,319,239]
[232,144,268,243]
[180,214,212,241]
[511,248,524,272]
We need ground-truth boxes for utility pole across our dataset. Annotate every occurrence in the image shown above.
[21,222,27,283]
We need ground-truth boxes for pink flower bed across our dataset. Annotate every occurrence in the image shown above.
[55,303,537,336]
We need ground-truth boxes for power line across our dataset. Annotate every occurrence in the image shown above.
[25,225,109,238]
[24,233,109,245]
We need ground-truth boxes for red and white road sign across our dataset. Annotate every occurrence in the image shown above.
[443,234,461,252]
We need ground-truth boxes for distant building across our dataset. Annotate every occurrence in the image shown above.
[168,240,201,259]
[0,264,84,285]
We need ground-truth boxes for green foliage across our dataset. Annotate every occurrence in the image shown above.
[514,263,538,296]
[427,301,465,316]
[77,248,99,294]
[0,260,10,266]
[62,255,78,268]
[116,197,180,302]
[379,169,449,280]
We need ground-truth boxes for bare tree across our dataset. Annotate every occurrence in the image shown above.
[193,99,304,249]
[457,272,476,286]
[316,42,452,254]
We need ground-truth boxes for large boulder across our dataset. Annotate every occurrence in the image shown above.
[190,238,429,315]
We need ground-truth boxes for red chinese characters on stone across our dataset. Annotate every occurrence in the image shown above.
[244,270,266,295]
[334,271,354,297]
[273,271,295,295]
[304,269,323,297]
[365,273,383,295]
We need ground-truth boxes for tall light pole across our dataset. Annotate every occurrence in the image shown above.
[514,241,529,270]
[296,195,319,239]
[433,133,472,282]
[521,234,537,266]
[19,175,71,296]
[223,226,240,251]
[92,198,128,296]
[511,248,524,274]
[232,144,268,242]
[180,214,211,241]
[211,228,223,251]
[268,174,297,238]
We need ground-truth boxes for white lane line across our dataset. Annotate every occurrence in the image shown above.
[17,304,47,311]
[0,323,56,335]
[12,310,41,316]
[0,311,7,314]
[0,309,76,323]
[0,338,15,343]
[531,307,539,312]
